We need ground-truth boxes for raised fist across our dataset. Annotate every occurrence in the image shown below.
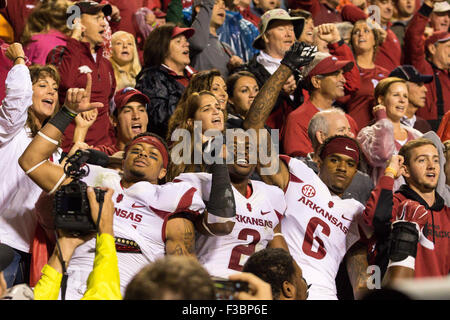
[5,43,25,64]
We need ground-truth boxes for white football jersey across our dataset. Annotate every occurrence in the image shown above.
[64,165,205,299]
[175,172,286,278]
[280,156,365,300]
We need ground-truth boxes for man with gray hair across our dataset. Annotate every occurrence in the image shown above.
[305,108,374,204]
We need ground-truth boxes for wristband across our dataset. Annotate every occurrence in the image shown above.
[384,166,397,177]
[388,221,419,262]
[48,106,78,133]
[13,56,26,64]
[206,162,236,219]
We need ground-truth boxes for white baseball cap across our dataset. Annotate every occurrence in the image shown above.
[433,1,450,13]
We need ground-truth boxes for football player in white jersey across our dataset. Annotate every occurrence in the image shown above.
[17,76,236,299]
[174,129,292,278]
[239,42,376,299]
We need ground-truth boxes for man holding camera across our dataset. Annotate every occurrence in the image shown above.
[18,74,236,299]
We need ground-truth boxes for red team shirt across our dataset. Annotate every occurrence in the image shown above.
[64,165,205,299]
[279,156,368,300]
[175,173,286,278]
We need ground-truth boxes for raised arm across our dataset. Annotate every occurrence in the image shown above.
[356,106,397,168]
[188,0,214,52]
[0,43,32,146]
[165,215,197,256]
[345,242,370,300]
[381,200,432,287]
[18,73,103,193]
[243,42,316,190]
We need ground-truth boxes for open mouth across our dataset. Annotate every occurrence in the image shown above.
[236,156,249,167]
[131,124,143,135]
[42,99,54,108]
[395,106,405,112]
[211,118,222,126]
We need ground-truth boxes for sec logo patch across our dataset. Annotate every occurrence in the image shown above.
[302,184,316,198]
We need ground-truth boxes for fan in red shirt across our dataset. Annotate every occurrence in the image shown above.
[404,0,450,131]
[283,24,360,158]
[363,140,450,279]
[366,0,402,73]
[74,87,150,158]
[46,1,117,153]
[341,19,389,130]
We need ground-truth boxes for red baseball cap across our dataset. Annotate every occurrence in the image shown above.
[112,87,150,115]
[305,53,354,78]
[425,31,450,48]
[172,26,195,39]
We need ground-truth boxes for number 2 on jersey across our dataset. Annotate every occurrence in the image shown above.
[228,228,260,271]
[302,217,330,259]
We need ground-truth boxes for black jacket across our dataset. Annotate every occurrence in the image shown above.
[136,65,187,138]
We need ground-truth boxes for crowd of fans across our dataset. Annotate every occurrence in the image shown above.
[0,0,449,301]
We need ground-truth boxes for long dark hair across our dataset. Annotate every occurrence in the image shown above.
[142,23,177,68]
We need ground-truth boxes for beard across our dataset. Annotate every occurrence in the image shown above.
[129,167,146,179]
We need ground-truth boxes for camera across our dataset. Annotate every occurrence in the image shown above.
[212,277,249,300]
[53,149,106,235]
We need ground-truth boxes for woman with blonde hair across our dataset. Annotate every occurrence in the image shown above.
[110,31,142,91]
[357,77,422,191]
[22,0,74,66]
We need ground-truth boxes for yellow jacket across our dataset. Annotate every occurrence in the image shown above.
[34,233,122,300]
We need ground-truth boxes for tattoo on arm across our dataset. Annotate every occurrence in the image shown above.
[346,243,370,295]
[183,219,195,254]
[244,64,292,130]
[166,217,196,256]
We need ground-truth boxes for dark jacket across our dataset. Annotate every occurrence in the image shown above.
[135,65,192,139]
